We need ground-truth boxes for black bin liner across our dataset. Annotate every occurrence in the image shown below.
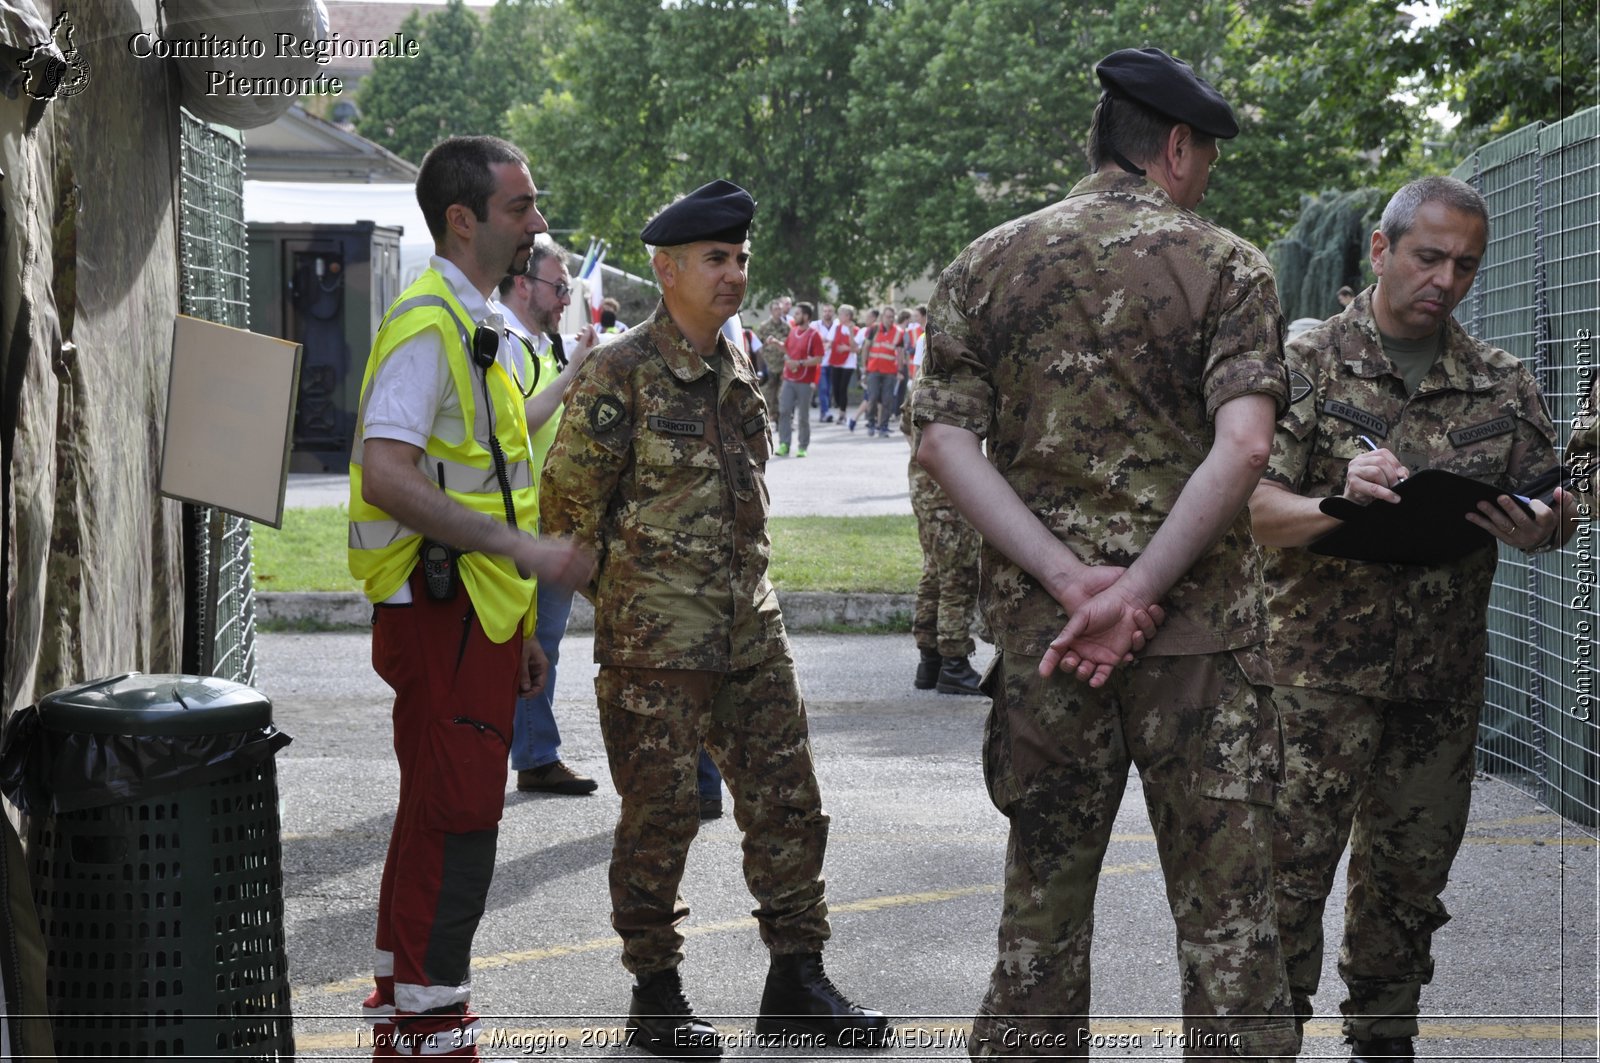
[0,671,291,815]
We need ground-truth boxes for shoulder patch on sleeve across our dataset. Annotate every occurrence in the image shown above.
[589,394,627,436]
[1288,369,1314,406]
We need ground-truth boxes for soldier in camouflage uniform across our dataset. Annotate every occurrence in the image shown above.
[1249,177,1579,1062]
[754,298,791,413]
[913,48,1298,1060]
[900,386,983,694]
[540,180,886,1061]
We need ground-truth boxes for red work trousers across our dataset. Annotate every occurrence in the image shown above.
[365,569,521,1058]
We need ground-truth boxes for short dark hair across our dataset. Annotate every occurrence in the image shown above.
[1085,93,1211,172]
[795,301,816,320]
[416,135,528,242]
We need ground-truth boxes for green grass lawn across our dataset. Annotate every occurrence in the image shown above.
[251,507,921,594]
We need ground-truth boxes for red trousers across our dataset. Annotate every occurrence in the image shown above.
[365,570,521,1058]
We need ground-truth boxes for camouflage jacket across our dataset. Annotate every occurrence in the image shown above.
[914,169,1287,658]
[755,315,791,378]
[1261,290,1560,703]
[540,303,786,671]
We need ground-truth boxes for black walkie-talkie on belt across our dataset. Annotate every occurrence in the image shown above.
[421,459,460,600]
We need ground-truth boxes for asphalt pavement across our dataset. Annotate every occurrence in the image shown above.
[265,631,1596,1061]
[266,404,1598,1060]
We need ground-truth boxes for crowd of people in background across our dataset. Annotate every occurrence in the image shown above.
[742,295,929,450]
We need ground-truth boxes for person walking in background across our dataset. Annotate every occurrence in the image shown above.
[347,135,592,1059]
[813,303,840,422]
[541,180,887,1060]
[915,47,1299,1059]
[890,306,922,423]
[492,235,601,798]
[755,298,790,414]
[777,301,824,456]
[853,304,901,436]
[827,303,860,423]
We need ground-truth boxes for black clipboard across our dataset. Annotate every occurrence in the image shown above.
[1309,468,1534,564]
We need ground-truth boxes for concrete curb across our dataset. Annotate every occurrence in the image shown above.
[255,590,914,632]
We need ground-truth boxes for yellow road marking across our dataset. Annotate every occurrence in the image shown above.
[309,865,1158,998]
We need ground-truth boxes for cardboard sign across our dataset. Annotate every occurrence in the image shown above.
[159,315,302,527]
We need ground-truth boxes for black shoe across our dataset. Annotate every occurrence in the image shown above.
[1350,1036,1414,1061]
[935,656,983,696]
[756,951,888,1048]
[628,968,722,1060]
[699,795,723,820]
[914,648,941,690]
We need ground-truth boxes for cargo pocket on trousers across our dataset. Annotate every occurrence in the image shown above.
[980,656,1021,814]
[594,668,669,718]
[1194,663,1282,808]
[425,714,511,832]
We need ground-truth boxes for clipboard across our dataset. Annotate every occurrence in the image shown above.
[1309,468,1534,564]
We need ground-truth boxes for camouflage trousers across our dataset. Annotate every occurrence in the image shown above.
[970,650,1297,1061]
[912,501,980,658]
[1271,686,1478,1043]
[595,657,831,975]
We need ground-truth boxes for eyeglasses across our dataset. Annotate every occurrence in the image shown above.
[531,276,572,299]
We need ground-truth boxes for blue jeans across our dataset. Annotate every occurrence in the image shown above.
[698,748,722,799]
[510,581,575,771]
[817,368,833,420]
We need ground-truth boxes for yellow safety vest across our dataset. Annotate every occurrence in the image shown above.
[347,270,538,642]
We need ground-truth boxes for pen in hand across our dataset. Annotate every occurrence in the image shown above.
[1358,435,1406,487]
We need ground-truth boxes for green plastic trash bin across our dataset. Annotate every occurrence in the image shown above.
[9,673,294,1059]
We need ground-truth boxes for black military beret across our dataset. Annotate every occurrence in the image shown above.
[1095,47,1239,139]
[640,179,757,246]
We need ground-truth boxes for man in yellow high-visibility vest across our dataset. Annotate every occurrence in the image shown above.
[346,134,591,1059]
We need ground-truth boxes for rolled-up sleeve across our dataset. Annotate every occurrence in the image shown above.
[1201,251,1288,420]
[912,254,994,438]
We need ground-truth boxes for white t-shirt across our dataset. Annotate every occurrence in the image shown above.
[363,258,525,604]
[363,256,525,451]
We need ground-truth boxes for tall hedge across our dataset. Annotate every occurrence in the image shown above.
[1267,188,1386,322]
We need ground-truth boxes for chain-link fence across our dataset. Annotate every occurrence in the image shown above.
[177,111,259,687]
[1454,107,1600,828]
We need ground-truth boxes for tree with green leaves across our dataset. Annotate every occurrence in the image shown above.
[846,0,1434,287]
[356,1,499,164]
[507,0,884,300]
[1417,0,1597,143]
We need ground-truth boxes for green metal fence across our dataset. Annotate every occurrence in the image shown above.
[177,111,259,688]
[1454,107,1600,828]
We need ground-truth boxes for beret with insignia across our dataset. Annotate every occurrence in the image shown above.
[1095,47,1239,139]
[640,179,757,247]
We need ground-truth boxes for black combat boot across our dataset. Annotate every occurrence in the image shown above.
[935,655,983,696]
[627,967,721,1060]
[756,951,889,1048]
[914,647,941,690]
[1350,1035,1414,1061]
